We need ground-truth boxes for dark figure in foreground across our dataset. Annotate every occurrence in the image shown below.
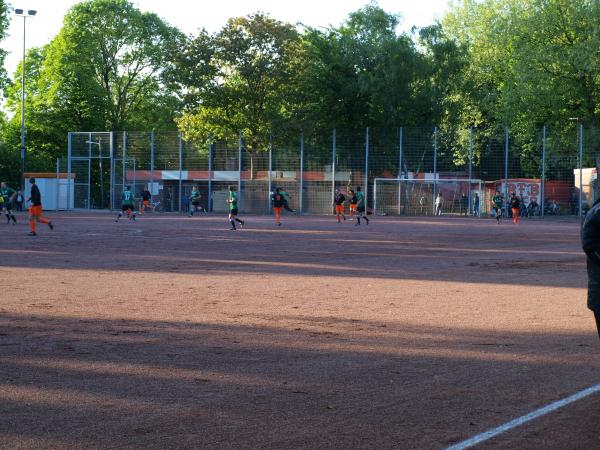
[27,178,54,236]
[582,198,600,340]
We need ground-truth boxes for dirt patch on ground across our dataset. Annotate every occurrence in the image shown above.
[0,212,598,449]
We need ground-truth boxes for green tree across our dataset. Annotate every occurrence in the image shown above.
[177,13,302,147]
[0,0,9,90]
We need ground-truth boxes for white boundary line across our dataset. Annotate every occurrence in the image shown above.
[445,383,600,450]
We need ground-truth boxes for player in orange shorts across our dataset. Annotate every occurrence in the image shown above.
[348,190,358,219]
[27,177,54,236]
[271,187,284,226]
[334,189,346,223]
[139,188,154,214]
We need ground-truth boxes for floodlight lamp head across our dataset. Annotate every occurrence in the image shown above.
[14,8,24,14]
[28,10,37,16]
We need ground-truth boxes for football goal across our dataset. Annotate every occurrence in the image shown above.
[373,178,484,217]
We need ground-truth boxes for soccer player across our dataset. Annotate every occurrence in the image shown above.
[510,192,520,224]
[271,188,285,226]
[189,186,203,216]
[355,186,369,225]
[334,189,346,223]
[27,178,53,236]
[227,185,245,230]
[139,188,154,214]
[1,181,17,224]
[348,190,358,219]
[279,189,295,213]
[115,185,136,222]
[492,190,504,224]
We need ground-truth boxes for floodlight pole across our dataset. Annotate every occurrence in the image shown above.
[15,9,36,190]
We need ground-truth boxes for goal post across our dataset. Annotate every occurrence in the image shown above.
[373,178,484,217]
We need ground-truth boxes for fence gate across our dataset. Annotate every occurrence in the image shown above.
[68,132,114,209]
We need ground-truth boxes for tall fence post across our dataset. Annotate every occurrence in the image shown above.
[299,130,304,215]
[122,131,127,194]
[208,134,213,213]
[504,127,509,202]
[150,131,155,199]
[541,126,546,218]
[56,158,60,211]
[364,127,370,212]
[433,126,438,215]
[331,128,336,212]
[398,126,403,215]
[178,131,183,213]
[87,132,92,209]
[238,131,243,210]
[579,123,584,219]
[468,126,473,214]
[268,133,273,212]
[67,132,72,210]
[109,131,114,210]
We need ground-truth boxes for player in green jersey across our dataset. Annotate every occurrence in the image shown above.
[189,186,203,216]
[1,182,17,224]
[227,185,245,230]
[355,186,369,225]
[115,186,136,222]
[492,191,504,224]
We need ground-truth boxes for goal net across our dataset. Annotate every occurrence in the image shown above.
[373,178,484,217]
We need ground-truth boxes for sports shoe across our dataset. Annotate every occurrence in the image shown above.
[230,227,236,231]
[48,222,54,230]
[240,220,245,229]
[27,231,37,236]
[278,222,282,226]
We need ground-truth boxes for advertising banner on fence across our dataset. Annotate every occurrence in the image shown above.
[501,180,540,206]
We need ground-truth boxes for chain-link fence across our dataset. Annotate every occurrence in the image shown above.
[65,126,598,217]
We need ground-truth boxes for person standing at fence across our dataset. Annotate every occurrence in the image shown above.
[1,182,17,224]
[510,192,520,224]
[492,191,503,224]
[460,193,469,216]
[27,178,54,236]
[140,188,154,214]
[435,192,444,216]
[334,189,346,223]
[355,186,369,226]
[189,186,203,217]
[115,186,136,222]
[15,190,24,212]
[472,193,480,217]
[227,185,245,230]
[271,188,284,226]
[581,197,600,340]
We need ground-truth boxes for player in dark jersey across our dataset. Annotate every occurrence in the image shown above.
[1,182,17,224]
[334,189,346,223]
[115,186,136,222]
[139,188,154,214]
[27,178,53,236]
[227,185,245,230]
[189,186,203,216]
[271,188,285,226]
[348,190,358,219]
[355,186,369,225]
[510,192,521,224]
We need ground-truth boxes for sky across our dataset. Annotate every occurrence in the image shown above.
[3,0,450,78]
